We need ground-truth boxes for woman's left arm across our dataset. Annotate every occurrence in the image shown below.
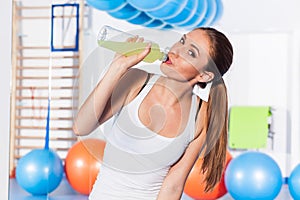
[157,131,206,200]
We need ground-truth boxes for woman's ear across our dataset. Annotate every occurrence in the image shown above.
[197,71,214,82]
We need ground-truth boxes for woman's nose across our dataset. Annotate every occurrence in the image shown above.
[170,44,184,55]
[168,51,179,59]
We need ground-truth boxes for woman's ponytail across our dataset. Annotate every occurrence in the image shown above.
[195,27,233,192]
[201,79,228,192]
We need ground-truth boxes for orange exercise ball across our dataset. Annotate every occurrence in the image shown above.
[65,138,106,195]
[184,150,232,200]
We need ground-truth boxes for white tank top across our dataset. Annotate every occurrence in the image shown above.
[89,74,198,200]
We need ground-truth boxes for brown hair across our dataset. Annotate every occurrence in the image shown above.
[197,27,233,192]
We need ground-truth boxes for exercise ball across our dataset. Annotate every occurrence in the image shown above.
[65,138,106,195]
[161,24,174,30]
[145,20,164,28]
[127,12,153,25]
[184,150,232,200]
[86,0,126,12]
[127,0,166,11]
[210,0,223,25]
[176,0,207,29]
[196,0,217,27]
[16,149,64,195]
[164,0,195,25]
[225,151,282,200]
[288,164,300,199]
[108,3,140,20]
[146,0,187,20]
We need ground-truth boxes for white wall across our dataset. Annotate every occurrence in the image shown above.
[220,0,300,32]
[0,0,12,199]
[286,30,300,171]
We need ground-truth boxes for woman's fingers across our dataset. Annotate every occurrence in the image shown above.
[126,35,144,43]
[111,35,151,70]
[126,35,138,42]
[137,37,144,43]
[111,42,151,69]
[124,42,151,66]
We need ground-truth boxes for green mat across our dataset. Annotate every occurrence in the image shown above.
[229,106,272,149]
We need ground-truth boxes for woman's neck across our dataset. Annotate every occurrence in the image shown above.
[152,76,194,107]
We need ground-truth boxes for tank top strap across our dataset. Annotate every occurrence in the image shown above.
[136,74,160,99]
[186,94,198,141]
[148,74,160,84]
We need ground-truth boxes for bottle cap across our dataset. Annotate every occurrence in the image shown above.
[160,47,170,62]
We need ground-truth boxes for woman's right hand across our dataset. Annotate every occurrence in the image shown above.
[109,36,152,73]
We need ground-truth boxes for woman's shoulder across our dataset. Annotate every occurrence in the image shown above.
[119,69,153,101]
[122,68,152,86]
[126,68,149,79]
[125,69,161,86]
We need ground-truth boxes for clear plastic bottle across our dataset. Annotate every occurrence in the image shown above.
[97,25,168,63]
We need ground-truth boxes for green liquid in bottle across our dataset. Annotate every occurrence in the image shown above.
[98,40,166,63]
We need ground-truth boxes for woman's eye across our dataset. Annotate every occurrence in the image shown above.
[188,50,196,58]
[179,38,185,44]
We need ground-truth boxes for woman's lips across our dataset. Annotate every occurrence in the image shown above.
[164,56,172,65]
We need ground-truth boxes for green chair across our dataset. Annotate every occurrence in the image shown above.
[228,106,273,149]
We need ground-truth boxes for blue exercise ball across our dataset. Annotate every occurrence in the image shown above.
[196,0,217,27]
[210,0,223,25]
[16,149,64,195]
[127,12,153,25]
[145,19,164,28]
[288,164,300,199]
[127,0,166,11]
[163,0,195,25]
[225,151,282,200]
[146,0,187,20]
[86,0,126,12]
[108,3,140,20]
[176,0,207,29]
[161,24,174,30]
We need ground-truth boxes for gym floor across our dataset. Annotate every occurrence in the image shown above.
[10,178,292,200]
[9,178,87,200]
[182,185,292,200]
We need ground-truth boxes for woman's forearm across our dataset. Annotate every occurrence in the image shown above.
[157,185,184,200]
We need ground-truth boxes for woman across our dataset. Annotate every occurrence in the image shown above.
[73,27,233,200]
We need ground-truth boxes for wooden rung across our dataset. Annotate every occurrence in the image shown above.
[15,116,73,121]
[15,146,73,150]
[16,86,78,90]
[15,125,73,131]
[17,55,79,60]
[14,156,67,160]
[14,146,71,152]
[52,45,77,49]
[16,96,76,100]
[16,6,51,10]
[16,75,78,80]
[16,106,75,110]
[17,15,77,20]
[14,155,23,159]
[15,146,43,150]
[17,65,79,69]
[17,16,50,20]
[54,15,77,19]
[17,46,49,50]
[54,148,73,152]
[15,135,77,141]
